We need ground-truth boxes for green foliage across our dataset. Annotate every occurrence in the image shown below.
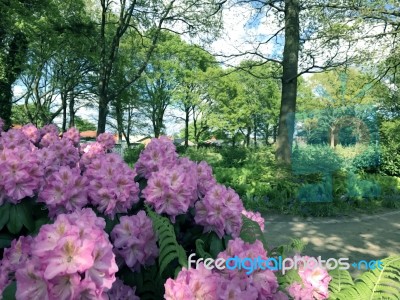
[380,119,400,176]
[123,145,145,166]
[0,201,35,235]
[335,256,400,300]
[328,268,354,298]
[195,239,213,260]
[292,145,343,175]
[219,147,249,168]
[239,215,268,249]
[145,207,188,277]
[74,116,97,132]
[120,264,164,300]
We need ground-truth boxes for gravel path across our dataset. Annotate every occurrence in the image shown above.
[262,209,400,276]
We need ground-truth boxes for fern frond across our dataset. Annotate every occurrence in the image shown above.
[328,268,354,298]
[146,207,187,276]
[335,256,400,300]
[239,215,268,249]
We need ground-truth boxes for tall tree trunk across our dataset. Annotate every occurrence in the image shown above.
[0,81,13,129]
[69,94,75,128]
[273,125,277,143]
[184,106,190,147]
[265,123,269,145]
[61,92,67,132]
[246,126,251,147]
[276,0,300,164]
[115,98,123,142]
[0,32,28,129]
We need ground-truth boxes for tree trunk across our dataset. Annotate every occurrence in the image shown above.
[275,0,300,164]
[184,106,190,147]
[0,32,28,129]
[0,81,13,129]
[253,118,257,148]
[69,94,75,128]
[61,92,67,132]
[273,125,277,143]
[265,123,269,145]
[115,98,123,142]
[97,93,108,134]
[246,126,251,147]
[330,126,335,148]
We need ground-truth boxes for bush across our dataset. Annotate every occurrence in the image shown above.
[123,144,145,166]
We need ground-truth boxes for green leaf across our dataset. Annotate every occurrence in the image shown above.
[195,239,212,260]
[335,256,400,300]
[7,204,23,234]
[2,281,16,300]
[328,268,354,298]
[0,233,13,249]
[19,201,34,232]
[209,233,224,258]
[239,214,268,249]
[145,206,187,277]
[0,203,10,231]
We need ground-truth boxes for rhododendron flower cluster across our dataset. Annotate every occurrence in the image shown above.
[111,211,158,271]
[142,163,198,221]
[0,128,33,150]
[165,238,288,300]
[21,124,40,144]
[286,255,331,300]
[96,132,116,151]
[0,235,32,296]
[242,209,265,231]
[38,166,88,218]
[0,209,118,300]
[195,184,244,238]
[107,279,140,300]
[196,161,217,196]
[0,146,43,204]
[135,136,178,179]
[84,153,140,218]
[62,127,80,146]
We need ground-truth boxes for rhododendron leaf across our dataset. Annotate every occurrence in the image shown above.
[7,204,23,234]
[240,215,268,249]
[32,217,50,235]
[19,201,34,231]
[0,233,13,249]
[209,233,224,258]
[2,281,16,300]
[0,203,10,230]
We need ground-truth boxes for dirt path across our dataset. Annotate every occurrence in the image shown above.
[262,209,400,277]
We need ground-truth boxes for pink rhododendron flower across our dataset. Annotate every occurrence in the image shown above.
[107,279,140,300]
[111,211,158,271]
[142,163,198,221]
[2,209,118,300]
[242,209,265,231]
[196,161,217,196]
[164,264,219,300]
[0,128,33,150]
[0,146,43,204]
[286,255,331,300]
[80,142,107,167]
[96,132,115,151]
[40,124,59,137]
[84,153,140,218]
[135,136,178,179]
[39,166,88,218]
[195,184,244,238]
[63,127,80,146]
[21,124,40,144]
[40,132,60,147]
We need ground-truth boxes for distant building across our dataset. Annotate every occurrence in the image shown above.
[172,138,196,147]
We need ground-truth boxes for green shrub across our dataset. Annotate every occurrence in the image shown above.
[123,144,145,166]
[218,146,249,168]
[379,119,400,176]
